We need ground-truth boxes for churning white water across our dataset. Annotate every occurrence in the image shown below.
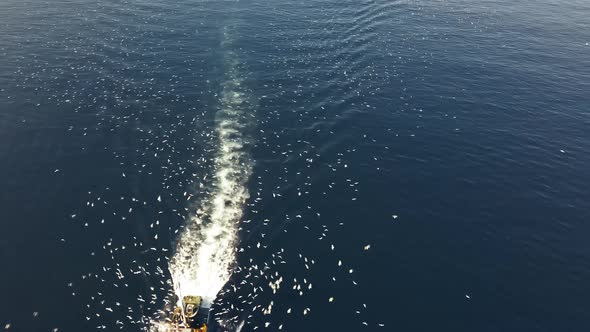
[169,28,253,309]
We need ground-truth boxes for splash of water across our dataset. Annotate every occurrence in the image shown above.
[169,34,252,308]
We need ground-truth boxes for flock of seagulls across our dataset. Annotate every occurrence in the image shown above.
[0,0,468,330]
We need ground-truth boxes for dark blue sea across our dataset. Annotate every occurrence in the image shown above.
[1,0,590,331]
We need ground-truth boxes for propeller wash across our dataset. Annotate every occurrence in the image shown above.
[168,25,253,322]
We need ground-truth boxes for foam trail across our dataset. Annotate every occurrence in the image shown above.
[169,27,252,309]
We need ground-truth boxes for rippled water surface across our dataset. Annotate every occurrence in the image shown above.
[1,0,590,331]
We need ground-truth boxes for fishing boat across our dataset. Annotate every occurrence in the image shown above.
[167,295,209,332]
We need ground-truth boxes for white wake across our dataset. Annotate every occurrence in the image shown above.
[169,29,252,309]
